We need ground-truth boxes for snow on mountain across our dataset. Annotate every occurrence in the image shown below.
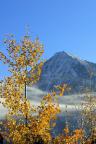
[36,51,96,94]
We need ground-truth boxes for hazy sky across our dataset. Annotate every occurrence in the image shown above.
[0,0,96,79]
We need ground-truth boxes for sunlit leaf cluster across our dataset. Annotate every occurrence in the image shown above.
[0,34,84,144]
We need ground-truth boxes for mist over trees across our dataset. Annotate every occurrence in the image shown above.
[0,34,95,143]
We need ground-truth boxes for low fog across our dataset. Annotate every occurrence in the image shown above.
[0,86,91,119]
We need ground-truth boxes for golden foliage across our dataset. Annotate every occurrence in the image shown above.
[0,34,84,144]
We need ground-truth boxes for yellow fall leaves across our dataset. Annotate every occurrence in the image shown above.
[0,34,84,144]
[55,83,70,96]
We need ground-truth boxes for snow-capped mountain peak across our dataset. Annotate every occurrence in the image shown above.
[36,51,96,94]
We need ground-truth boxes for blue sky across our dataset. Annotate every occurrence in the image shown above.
[0,0,96,79]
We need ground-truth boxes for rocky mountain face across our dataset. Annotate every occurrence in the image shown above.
[36,51,96,94]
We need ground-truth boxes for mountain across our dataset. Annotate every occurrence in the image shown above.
[36,51,96,94]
